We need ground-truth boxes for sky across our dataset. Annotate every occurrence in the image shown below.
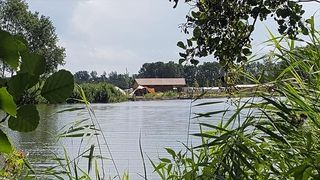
[25,0,320,75]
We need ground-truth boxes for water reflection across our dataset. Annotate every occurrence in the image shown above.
[10,104,61,169]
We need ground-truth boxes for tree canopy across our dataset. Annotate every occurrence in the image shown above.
[172,0,317,67]
[73,60,284,88]
[0,0,65,74]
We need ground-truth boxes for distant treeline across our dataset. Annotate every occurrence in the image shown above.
[74,60,285,89]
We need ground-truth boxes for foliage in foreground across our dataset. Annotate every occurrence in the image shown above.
[0,29,74,177]
[173,0,310,67]
[153,17,320,179]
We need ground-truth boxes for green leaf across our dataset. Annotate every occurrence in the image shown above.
[177,41,186,49]
[0,77,6,87]
[194,110,229,118]
[242,48,252,56]
[255,125,287,144]
[179,58,186,64]
[0,129,13,153]
[41,70,74,103]
[193,101,224,107]
[288,164,310,180]
[20,52,46,76]
[8,105,40,132]
[88,144,95,173]
[187,39,192,47]
[190,59,199,65]
[193,27,201,38]
[55,107,85,114]
[7,73,38,100]
[154,162,166,172]
[0,30,27,69]
[159,158,171,163]
[198,123,229,132]
[165,148,176,158]
[0,87,17,117]
[179,52,187,58]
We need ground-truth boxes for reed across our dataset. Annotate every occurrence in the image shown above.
[152,16,320,179]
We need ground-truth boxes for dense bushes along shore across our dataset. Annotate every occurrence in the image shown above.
[67,83,128,103]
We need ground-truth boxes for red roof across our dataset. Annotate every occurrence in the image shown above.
[134,78,186,86]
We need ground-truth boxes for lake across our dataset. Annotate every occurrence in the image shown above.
[9,98,245,179]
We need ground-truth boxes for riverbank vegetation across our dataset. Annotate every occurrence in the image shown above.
[151,0,320,179]
[74,60,284,89]
[0,29,74,179]
[0,1,74,178]
[1,0,320,179]
[68,83,128,103]
[154,28,320,178]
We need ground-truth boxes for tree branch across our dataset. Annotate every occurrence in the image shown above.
[298,0,320,3]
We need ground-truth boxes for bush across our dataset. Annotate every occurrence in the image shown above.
[68,83,127,103]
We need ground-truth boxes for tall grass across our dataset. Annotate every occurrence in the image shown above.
[45,85,125,179]
[14,85,129,179]
[152,16,320,179]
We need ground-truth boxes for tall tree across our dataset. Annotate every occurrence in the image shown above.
[90,71,98,82]
[183,65,197,86]
[0,0,65,73]
[138,61,183,78]
[196,62,221,87]
[74,71,90,83]
[108,71,131,89]
[173,0,314,67]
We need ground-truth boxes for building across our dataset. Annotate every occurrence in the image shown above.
[132,78,186,94]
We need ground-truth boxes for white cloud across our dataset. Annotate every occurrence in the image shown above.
[70,0,154,37]
[27,0,192,74]
[89,47,137,61]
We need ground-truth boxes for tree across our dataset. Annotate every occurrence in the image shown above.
[196,62,221,87]
[0,0,65,74]
[183,65,197,86]
[173,0,315,68]
[74,71,90,83]
[90,71,98,82]
[100,71,107,82]
[138,61,183,78]
[107,71,131,89]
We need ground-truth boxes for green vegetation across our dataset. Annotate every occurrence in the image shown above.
[152,0,320,179]
[75,60,288,89]
[0,0,65,74]
[154,26,320,178]
[136,91,179,100]
[74,70,132,89]
[0,151,26,178]
[68,83,127,103]
[1,0,320,179]
[173,0,309,66]
[0,28,73,178]
[36,86,127,179]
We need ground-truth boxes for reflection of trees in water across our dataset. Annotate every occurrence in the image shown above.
[14,104,60,167]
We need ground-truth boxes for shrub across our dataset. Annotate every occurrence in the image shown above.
[68,83,127,103]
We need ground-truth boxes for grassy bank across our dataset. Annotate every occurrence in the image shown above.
[130,88,265,101]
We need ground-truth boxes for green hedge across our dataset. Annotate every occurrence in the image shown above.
[68,83,127,103]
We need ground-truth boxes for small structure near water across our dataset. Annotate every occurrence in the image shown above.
[132,78,186,96]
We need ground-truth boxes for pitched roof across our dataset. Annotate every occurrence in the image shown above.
[134,78,186,86]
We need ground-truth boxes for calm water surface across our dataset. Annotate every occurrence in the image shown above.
[9,98,247,179]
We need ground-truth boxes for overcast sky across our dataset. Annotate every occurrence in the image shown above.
[25,0,320,75]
